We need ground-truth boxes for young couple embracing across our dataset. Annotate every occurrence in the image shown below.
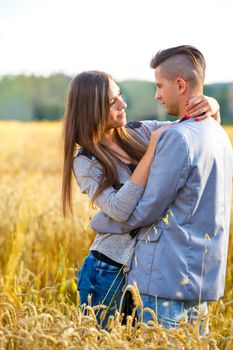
[62,45,232,332]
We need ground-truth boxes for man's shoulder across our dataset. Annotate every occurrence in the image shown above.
[168,119,207,141]
[161,123,187,141]
[155,125,190,157]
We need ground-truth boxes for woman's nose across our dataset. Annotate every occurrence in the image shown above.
[118,96,127,109]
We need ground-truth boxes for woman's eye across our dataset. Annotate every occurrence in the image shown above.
[109,92,124,107]
[110,99,116,107]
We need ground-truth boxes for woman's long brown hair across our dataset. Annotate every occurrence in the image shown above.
[62,71,147,217]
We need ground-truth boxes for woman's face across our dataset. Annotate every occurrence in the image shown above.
[105,79,127,130]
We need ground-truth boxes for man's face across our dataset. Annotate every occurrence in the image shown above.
[154,67,179,116]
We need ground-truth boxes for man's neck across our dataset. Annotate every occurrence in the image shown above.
[178,89,203,119]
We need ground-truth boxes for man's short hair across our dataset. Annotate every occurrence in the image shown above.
[150,45,206,88]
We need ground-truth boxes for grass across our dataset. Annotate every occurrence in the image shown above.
[0,121,232,349]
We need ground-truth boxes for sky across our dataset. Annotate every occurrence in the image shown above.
[0,0,232,84]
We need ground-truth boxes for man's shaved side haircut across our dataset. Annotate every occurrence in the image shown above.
[150,45,206,89]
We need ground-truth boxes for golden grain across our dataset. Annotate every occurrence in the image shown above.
[0,121,232,349]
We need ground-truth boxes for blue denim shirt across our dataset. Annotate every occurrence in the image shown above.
[91,118,233,301]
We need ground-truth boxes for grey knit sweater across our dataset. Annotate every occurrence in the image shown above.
[73,120,170,267]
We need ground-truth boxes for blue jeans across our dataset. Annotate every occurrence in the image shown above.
[77,252,125,325]
[139,294,209,335]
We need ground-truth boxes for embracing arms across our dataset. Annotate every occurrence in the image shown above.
[73,122,169,222]
[76,95,220,226]
[91,128,190,233]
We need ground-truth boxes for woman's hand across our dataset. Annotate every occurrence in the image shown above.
[147,125,172,155]
[186,96,221,123]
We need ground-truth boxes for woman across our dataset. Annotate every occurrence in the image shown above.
[62,71,220,323]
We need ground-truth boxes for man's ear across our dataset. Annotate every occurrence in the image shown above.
[176,77,187,95]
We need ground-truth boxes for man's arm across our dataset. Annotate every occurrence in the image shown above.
[91,128,190,233]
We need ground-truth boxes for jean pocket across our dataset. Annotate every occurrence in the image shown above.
[96,262,124,290]
[95,266,125,301]
[96,260,122,273]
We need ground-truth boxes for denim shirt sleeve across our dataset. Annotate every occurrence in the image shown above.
[91,128,190,233]
[141,119,173,132]
[73,156,144,222]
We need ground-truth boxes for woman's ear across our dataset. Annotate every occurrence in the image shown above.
[176,77,187,95]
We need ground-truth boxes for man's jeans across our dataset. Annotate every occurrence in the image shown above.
[139,294,209,335]
[77,252,124,325]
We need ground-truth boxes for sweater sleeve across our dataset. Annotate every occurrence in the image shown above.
[73,156,144,222]
[141,119,172,132]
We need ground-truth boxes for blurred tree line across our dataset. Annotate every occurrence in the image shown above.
[0,73,233,124]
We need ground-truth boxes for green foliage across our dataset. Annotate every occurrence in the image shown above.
[204,83,233,124]
[0,74,232,124]
[118,80,167,121]
[0,74,71,121]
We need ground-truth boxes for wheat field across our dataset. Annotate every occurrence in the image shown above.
[0,121,232,349]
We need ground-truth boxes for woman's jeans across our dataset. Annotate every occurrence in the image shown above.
[77,252,125,325]
[139,294,209,335]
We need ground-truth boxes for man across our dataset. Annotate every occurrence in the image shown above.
[91,46,233,330]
